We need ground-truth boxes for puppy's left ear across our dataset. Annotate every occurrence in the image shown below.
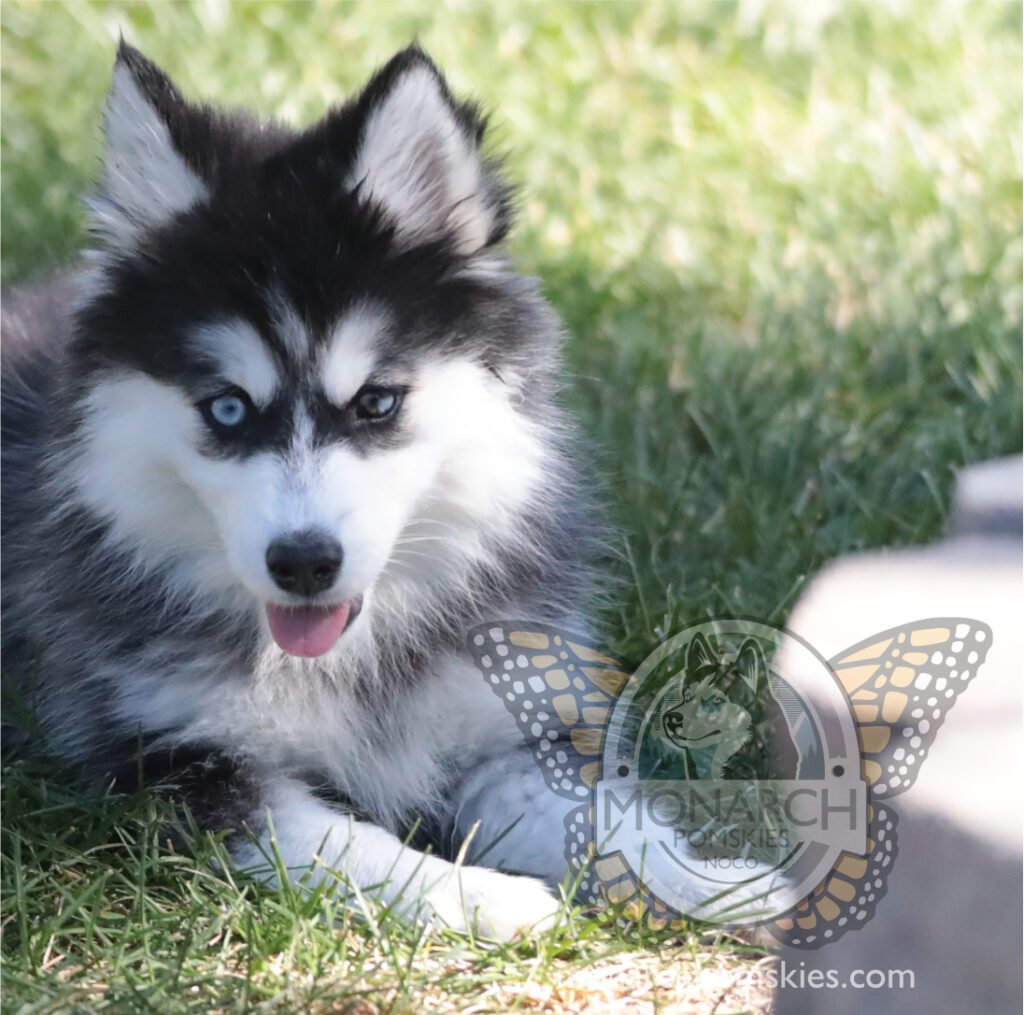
[348,47,508,254]
[92,42,209,246]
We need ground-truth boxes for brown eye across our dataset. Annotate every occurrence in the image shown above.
[353,385,402,422]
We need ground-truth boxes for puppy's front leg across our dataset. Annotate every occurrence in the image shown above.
[234,776,561,940]
[453,745,583,887]
[455,745,786,920]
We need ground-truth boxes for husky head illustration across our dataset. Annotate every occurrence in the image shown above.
[657,633,799,780]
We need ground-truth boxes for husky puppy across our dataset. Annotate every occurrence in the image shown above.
[1,44,595,938]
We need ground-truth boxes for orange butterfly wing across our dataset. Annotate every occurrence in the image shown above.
[770,618,992,948]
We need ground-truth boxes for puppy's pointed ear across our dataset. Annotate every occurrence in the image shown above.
[348,47,507,255]
[92,43,209,245]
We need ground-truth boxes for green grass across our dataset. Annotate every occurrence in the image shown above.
[2,1,1021,1011]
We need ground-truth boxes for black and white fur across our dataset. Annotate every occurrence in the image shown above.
[2,44,597,938]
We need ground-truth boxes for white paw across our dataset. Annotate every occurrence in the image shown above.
[421,865,562,941]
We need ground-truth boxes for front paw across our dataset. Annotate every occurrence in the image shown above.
[422,866,562,941]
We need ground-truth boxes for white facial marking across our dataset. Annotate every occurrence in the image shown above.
[189,320,280,407]
[268,291,310,361]
[410,359,542,525]
[321,303,391,406]
[69,372,289,606]
[349,66,493,254]
[93,64,208,244]
[66,374,235,601]
[270,405,334,537]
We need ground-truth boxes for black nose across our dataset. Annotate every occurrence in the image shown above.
[266,531,343,596]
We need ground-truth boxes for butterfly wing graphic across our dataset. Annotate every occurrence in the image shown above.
[467,623,666,918]
[469,623,694,931]
[467,623,627,801]
[768,618,992,948]
[830,619,992,797]
[769,800,899,947]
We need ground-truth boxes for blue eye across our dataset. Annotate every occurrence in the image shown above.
[211,395,246,426]
[200,390,251,433]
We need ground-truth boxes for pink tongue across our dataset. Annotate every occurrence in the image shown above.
[266,602,352,657]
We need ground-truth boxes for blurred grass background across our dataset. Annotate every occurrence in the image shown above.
[2,1,1021,1011]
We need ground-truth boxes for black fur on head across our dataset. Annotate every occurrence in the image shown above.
[74,43,540,403]
[102,41,512,246]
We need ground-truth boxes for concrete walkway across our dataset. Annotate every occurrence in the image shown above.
[774,456,1022,1014]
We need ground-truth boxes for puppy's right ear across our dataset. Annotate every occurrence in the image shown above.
[346,46,509,255]
[91,43,209,246]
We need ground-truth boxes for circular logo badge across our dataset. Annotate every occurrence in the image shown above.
[595,618,865,926]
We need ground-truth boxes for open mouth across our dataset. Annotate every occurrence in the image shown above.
[265,596,363,658]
